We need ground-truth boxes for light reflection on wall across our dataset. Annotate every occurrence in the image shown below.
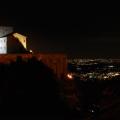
[0,37,7,54]
[13,33,27,49]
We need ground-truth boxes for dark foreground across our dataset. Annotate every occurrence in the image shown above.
[0,57,120,120]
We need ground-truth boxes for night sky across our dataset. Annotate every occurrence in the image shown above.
[1,5,120,58]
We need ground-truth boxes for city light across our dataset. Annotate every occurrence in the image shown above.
[67,73,73,80]
[29,49,33,53]
[68,59,120,81]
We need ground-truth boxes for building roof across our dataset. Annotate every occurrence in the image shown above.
[0,26,13,37]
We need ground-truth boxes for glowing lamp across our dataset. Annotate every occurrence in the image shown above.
[67,73,73,80]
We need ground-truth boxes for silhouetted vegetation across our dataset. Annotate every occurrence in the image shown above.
[0,56,70,117]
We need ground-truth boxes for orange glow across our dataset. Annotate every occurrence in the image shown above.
[67,73,73,80]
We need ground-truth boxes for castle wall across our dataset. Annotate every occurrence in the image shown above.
[0,37,7,54]
[7,35,28,53]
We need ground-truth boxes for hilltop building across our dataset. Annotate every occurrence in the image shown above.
[0,26,29,54]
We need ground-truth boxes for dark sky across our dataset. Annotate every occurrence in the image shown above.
[1,5,120,58]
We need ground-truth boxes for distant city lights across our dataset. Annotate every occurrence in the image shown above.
[68,59,120,81]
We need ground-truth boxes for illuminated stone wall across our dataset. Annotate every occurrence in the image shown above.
[0,27,13,54]
[7,34,28,53]
[13,33,27,49]
[0,37,7,54]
